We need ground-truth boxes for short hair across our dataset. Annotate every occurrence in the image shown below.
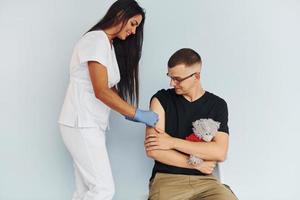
[168,48,202,68]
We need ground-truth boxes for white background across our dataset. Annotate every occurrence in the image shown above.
[1,0,299,199]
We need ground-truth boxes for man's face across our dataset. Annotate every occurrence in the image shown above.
[167,63,201,95]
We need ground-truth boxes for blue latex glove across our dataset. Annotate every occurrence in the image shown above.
[125,108,158,127]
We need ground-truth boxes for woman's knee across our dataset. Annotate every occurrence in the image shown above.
[88,179,115,199]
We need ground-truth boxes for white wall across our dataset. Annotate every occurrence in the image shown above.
[1,0,299,199]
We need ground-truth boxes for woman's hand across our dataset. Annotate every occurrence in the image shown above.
[193,160,217,174]
[125,108,158,127]
[144,128,175,150]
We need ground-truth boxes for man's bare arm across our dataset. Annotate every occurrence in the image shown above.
[145,97,191,168]
[145,97,216,174]
[145,97,229,162]
[171,132,229,161]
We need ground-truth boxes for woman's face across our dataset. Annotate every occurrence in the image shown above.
[116,14,143,40]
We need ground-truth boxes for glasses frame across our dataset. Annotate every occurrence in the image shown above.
[167,72,199,84]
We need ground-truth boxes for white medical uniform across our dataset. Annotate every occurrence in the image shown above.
[58,30,120,200]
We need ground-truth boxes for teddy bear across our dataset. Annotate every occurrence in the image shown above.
[185,118,220,166]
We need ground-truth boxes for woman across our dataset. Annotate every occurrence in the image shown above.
[58,0,157,199]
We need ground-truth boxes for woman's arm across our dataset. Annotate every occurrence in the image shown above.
[88,61,136,117]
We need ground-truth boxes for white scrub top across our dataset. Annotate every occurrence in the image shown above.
[59,30,120,131]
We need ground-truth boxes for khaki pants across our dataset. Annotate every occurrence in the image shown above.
[149,173,237,200]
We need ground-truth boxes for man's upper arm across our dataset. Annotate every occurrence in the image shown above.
[212,131,229,161]
[213,99,230,160]
[149,97,165,131]
[145,97,165,157]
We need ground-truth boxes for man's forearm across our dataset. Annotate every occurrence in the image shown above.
[147,149,194,169]
[172,137,227,161]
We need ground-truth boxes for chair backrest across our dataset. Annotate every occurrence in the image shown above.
[212,163,221,180]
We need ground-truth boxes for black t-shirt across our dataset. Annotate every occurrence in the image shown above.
[150,88,229,180]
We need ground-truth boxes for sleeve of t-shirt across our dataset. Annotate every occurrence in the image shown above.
[77,31,110,68]
[150,89,169,111]
[215,99,229,134]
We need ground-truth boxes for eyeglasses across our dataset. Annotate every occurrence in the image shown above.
[166,72,199,84]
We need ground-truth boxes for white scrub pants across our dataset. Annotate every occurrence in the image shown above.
[59,125,115,200]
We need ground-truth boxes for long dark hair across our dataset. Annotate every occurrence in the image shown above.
[87,0,145,106]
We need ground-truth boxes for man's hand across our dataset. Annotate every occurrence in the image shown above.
[193,160,217,174]
[144,128,175,151]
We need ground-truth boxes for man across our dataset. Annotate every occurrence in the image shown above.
[145,48,237,200]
